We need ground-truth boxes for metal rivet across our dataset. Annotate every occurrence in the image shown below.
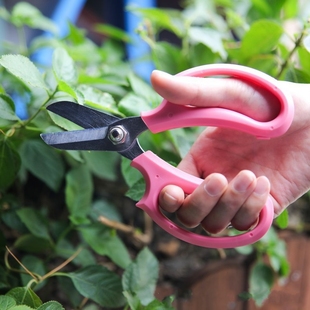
[108,125,127,144]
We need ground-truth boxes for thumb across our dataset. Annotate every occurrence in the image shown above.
[151,70,280,122]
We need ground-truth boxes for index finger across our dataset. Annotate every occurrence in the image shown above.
[151,70,280,122]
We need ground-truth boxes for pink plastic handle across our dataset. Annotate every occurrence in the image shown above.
[131,151,274,248]
[141,64,294,139]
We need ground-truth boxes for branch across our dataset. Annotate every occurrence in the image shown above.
[98,213,153,246]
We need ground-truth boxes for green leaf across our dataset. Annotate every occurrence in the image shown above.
[283,0,299,19]
[0,138,21,190]
[65,165,93,223]
[285,67,310,83]
[128,7,184,37]
[121,157,143,187]
[238,291,252,301]
[145,297,175,310]
[188,43,217,68]
[264,0,289,18]
[188,27,227,59]
[56,240,96,267]
[0,265,11,291]
[122,247,159,306]
[249,262,274,306]
[11,2,58,34]
[56,81,83,104]
[80,223,131,268]
[241,20,283,60]
[6,287,42,308]
[14,234,52,254]
[94,24,132,42]
[0,55,48,90]
[298,46,310,72]
[127,72,161,107]
[82,151,119,181]
[16,208,51,240]
[37,301,64,310]
[68,265,125,308]
[235,244,254,255]
[304,35,310,53]
[246,54,278,76]
[47,109,83,132]
[259,226,278,245]
[90,199,122,222]
[10,306,33,310]
[53,47,78,86]
[57,277,83,308]
[275,209,289,229]
[0,94,19,121]
[251,0,272,16]
[1,208,27,234]
[19,139,65,191]
[0,295,16,309]
[20,255,46,291]
[118,93,151,116]
[125,178,145,202]
[77,85,122,116]
[151,42,188,74]
[67,22,87,44]
[123,291,140,310]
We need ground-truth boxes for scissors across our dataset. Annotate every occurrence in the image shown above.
[41,64,294,248]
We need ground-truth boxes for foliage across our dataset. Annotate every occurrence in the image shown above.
[0,0,309,309]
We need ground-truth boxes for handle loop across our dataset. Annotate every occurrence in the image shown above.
[142,64,294,139]
[132,151,274,248]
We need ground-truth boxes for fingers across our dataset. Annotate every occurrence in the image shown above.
[151,70,280,121]
[230,176,270,231]
[159,185,184,213]
[159,172,270,234]
[175,173,228,228]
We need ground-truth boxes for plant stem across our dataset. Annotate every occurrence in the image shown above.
[276,27,307,79]
[5,246,40,281]
[41,247,82,281]
[22,87,58,128]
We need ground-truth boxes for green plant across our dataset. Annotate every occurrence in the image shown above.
[0,0,309,309]
[0,2,175,309]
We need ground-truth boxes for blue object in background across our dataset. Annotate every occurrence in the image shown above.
[15,0,156,118]
[33,0,87,66]
[23,0,86,118]
[124,0,156,82]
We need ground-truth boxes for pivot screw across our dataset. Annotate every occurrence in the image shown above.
[108,125,127,144]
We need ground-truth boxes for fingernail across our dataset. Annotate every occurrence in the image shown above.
[233,173,254,193]
[254,177,269,196]
[163,192,178,207]
[204,177,224,197]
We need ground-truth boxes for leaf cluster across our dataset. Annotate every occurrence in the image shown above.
[0,2,176,309]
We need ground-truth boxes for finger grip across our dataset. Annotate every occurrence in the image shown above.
[142,64,294,139]
[131,151,274,248]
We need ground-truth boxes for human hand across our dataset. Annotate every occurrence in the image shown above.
[151,70,310,234]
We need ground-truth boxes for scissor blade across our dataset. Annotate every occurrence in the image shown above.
[41,128,114,151]
[47,101,120,128]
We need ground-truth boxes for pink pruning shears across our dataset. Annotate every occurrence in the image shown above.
[41,64,294,248]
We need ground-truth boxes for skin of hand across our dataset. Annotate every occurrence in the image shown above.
[151,70,310,234]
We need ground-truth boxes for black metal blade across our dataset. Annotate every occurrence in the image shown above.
[47,101,120,128]
[40,128,116,151]
[41,113,149,159]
